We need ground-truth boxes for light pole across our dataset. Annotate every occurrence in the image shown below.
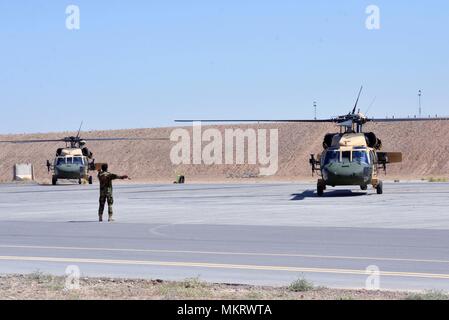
[418,90,422,118]
[313,101,317,120]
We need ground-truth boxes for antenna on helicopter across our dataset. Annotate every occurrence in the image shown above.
[352,86,363,115]
[76,121,83,140]
[364,96,377,116]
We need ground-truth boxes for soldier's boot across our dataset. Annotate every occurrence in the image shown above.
[108,209,114,222]
[99,215,103,222]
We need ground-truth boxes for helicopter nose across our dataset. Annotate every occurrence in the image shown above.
[327,164,363,177]
[323,163,370,185]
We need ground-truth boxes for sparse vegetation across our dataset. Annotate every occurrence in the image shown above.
[27,270,54,283]
[406,290,449,300]
[26,271,65,290]
[287,276,315,292]
[0,274,444,300]
[226,171,259,179]
[427,177,448,183]
[156,277,212,299]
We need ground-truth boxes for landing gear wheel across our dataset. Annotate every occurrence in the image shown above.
[317,183,325,197]
[360,185,368,191]
[376,181,383,195]
[52,176,57,186]
[88,176,93,185]
[78,178,82,185]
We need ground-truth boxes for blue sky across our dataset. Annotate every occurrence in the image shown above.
[0,1,448,133]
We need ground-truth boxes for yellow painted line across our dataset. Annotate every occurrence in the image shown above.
[1,255,449,280]
[0,244,448,264]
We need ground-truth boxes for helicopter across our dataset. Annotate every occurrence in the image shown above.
[0,123,167,185]
[176,87,449,196]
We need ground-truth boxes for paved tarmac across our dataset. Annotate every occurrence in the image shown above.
[0,182,448,291]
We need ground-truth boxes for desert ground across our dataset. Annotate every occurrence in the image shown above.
[4,274,446,300]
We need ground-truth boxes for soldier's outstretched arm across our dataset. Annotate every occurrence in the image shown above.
[109,173,129,180]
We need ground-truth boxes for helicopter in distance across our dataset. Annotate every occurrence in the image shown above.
[0,123,168,185]
[175,87,449,196]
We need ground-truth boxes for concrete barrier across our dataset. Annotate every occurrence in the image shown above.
[13,164,34,181]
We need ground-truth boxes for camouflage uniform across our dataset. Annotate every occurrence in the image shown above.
[98,171,122,221]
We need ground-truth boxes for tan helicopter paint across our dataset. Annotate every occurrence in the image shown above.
[59,148,84,156]
[333,133,367,148]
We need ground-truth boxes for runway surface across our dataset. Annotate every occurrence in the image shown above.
[0,182,449,291]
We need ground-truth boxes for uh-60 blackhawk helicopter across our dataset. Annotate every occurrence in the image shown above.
[176,87,449,196]
[0,123,167,185]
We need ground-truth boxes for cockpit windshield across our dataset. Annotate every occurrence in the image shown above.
[73,157,84,165]
[323,150,370,165]
[323,150,340,165]
[352,151,370,164]
[342,151,351,162]
[56,158,65,165]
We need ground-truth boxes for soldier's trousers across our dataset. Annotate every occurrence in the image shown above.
[99,194,114,216]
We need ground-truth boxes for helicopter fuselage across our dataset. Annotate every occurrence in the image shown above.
[50,148,93,185]
[319,144,377,187]
[311,132,388,195]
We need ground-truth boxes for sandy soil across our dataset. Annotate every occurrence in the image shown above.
[0,121,448,183]
[1,274,439,300]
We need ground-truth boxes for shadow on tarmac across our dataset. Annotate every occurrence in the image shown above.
[290,189,368,201]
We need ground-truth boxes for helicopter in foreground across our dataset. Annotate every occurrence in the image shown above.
[307,88,449,196]
[0,124,167,185]
[176,87,449,196]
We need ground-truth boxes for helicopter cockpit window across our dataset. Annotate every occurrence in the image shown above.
[56,158,65,165]
[342,151,351,162]
[352,151,370,164]
[73,157,84,165]
[323,150,340,165]
[66,157,73,164]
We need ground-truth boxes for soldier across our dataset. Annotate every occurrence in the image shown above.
[98,163,129,222]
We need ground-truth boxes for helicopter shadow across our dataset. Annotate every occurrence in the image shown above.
[290,189,369,201]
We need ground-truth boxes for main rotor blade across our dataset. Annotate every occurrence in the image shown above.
[0,137,168,143]
[369,117,449,122]
[82,137,169,141]
[0,139,66,144]
[175,119,335,123]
